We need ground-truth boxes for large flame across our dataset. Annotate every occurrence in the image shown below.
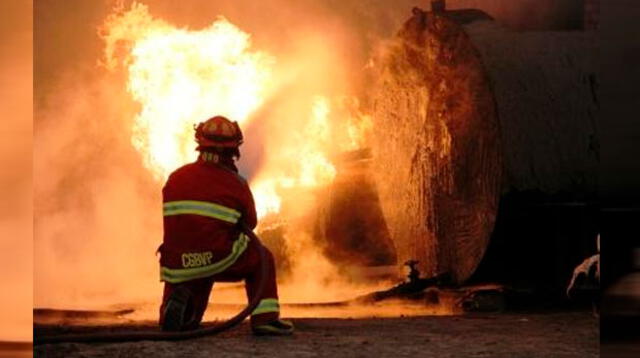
[251,96,337,219]
[102,2,274,181]
[102,2,341,220]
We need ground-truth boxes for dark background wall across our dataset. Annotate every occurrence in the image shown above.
[597,2,640,317]
[598,0,640,202]
[445,0,585,30]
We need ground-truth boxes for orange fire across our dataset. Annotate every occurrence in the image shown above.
[101,2,343,221]
[102,2,274,182]
[251,96,337,219]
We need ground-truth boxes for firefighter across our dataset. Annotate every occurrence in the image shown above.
[158,115,294,336]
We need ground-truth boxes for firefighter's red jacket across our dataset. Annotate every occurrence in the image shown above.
[159,158,257,283]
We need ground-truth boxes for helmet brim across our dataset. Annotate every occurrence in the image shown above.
[196,138,243,149]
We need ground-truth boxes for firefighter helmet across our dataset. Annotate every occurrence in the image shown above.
[194,115,243,149]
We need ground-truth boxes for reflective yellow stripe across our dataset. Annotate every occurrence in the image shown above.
[163,200,241,224]
[160,234,249,283]
[252,298,280,316]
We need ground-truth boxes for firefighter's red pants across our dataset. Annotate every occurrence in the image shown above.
[159,240,279,327]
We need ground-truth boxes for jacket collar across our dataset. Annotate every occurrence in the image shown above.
[197,152,239,173]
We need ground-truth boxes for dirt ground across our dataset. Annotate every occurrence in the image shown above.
[35,311,598,358]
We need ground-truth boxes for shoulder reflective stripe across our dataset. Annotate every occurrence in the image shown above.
[160,234,249,283]
[164,200,241,219]
[251,298,280,316]
[163,200,241,224]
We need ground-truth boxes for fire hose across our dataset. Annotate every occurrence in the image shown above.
[34,224,268,345]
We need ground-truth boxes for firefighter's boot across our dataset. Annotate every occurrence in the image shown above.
[161,286,197,331]
[252,319,295,336]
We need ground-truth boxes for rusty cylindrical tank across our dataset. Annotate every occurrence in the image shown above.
[365,8,598,283]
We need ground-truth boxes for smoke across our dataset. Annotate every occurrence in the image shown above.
[34,68,162,307]
[0,0,33,342]
[34,0,428,311]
